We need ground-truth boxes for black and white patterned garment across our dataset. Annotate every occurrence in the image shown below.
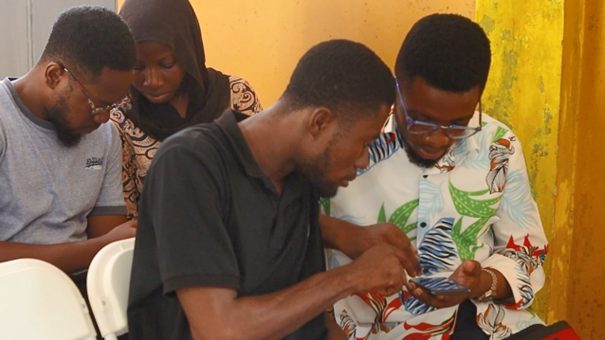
[110,75,262,218]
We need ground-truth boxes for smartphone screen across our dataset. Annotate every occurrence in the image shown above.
[411,276,471,295]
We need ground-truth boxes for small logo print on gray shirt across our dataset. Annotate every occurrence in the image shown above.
[85,157,104,170]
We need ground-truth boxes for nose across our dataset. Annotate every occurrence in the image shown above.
[143,67,162,88]
[425,128,452,148]
[355,146,371,170]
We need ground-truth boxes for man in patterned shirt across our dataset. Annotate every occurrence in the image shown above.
[321,13,548,340]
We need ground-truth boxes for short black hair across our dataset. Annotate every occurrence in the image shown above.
[282,39,394,119]
[395,13,491,92]
[41,6,136,79]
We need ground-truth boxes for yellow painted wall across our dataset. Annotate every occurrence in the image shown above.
[477,1,605,338]
[560,1,605,338]
[475,0,563,323]
[117,0,605,336]
[194,0,474,105]
[118,0,475,105]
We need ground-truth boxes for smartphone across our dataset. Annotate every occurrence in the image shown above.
[411,276,470,295]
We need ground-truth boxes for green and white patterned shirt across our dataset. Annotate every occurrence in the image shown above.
[325,113,548,340]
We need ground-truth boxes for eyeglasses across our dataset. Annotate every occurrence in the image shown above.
[62,65,130,116]
[395,80,482,140]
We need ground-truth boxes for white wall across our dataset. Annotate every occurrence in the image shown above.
[0,0,116,78]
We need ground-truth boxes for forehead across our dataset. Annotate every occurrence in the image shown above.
[136,41,175,61]
[402,77,480,122]
[83,67,133,103]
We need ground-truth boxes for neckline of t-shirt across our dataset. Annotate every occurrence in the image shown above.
[4,78,55,131]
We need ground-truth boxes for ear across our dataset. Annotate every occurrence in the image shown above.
[43,62,66,90]
[307,107,337,139]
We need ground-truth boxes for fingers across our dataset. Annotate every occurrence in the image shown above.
[405,281,462,308]
[461,260,479,274]
[121,219,138,229]
[401,256,421,278]
[382,224,415,249]
[352,244,407,294]
[389,245,421,278]
[392,226,421,277]
[378,285,403,297]
[128,219,138,228]
[377,225,421,277]
[449,261,482,290]
[407,254,421,278]
[356,223,421,277]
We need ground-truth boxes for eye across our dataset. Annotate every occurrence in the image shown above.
[451,119,471,126]
[414,116,438,124]
[159,60,177,69]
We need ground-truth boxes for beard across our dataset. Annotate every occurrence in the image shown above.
[296,142,340,198]
[46,97,82,147]
[400,129,440,168]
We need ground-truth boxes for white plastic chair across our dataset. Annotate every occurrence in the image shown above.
[87,237,135,340]
[0,258,97,340]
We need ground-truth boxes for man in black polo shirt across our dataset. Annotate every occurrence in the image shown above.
[128,40,420,339]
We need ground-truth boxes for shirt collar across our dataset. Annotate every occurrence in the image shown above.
[216,109,266,179]
[215,110,307,195]
[4,78,55,130]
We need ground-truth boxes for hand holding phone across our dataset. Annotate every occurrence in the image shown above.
[411,276,470,296]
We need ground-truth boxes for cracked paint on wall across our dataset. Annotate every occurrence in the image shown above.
[476,0,563,324]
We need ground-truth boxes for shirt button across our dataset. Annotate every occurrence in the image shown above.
[420,222,427,227]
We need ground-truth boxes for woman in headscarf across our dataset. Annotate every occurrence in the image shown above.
[112,0,262,218]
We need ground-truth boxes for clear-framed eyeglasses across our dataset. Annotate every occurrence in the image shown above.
[395,79,482,140]
[62,65,130,116]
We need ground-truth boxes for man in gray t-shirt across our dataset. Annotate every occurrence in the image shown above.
[0,6,137,274]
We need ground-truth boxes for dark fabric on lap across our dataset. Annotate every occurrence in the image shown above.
[451,300,489,340]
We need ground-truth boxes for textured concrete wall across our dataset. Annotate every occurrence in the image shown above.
[559,1,605,338]
[477,1,605,338]
[476,0,563,324]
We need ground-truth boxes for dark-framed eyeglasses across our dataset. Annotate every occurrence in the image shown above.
[395,79,482,140]
[62,65,130,116]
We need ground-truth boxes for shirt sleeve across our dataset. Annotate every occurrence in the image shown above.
[90,122,127,216]
[139,139,240,294]
[0,118,5,161]
[481,133,548,310]
[228,75,263,115]
[112,116,139,218]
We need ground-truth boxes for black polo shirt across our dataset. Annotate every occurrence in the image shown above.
[128,110,327,340]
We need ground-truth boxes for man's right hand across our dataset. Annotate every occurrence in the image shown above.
[353,223,420,276]
[347,244,408,296]
[320,215,420,277]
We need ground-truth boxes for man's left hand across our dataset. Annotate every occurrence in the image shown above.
[405,260,488,308]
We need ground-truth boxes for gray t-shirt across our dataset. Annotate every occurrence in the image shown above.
[0,78,126,243]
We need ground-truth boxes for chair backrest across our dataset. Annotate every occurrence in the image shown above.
[87,237,135,339]
[0,258,97,340]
